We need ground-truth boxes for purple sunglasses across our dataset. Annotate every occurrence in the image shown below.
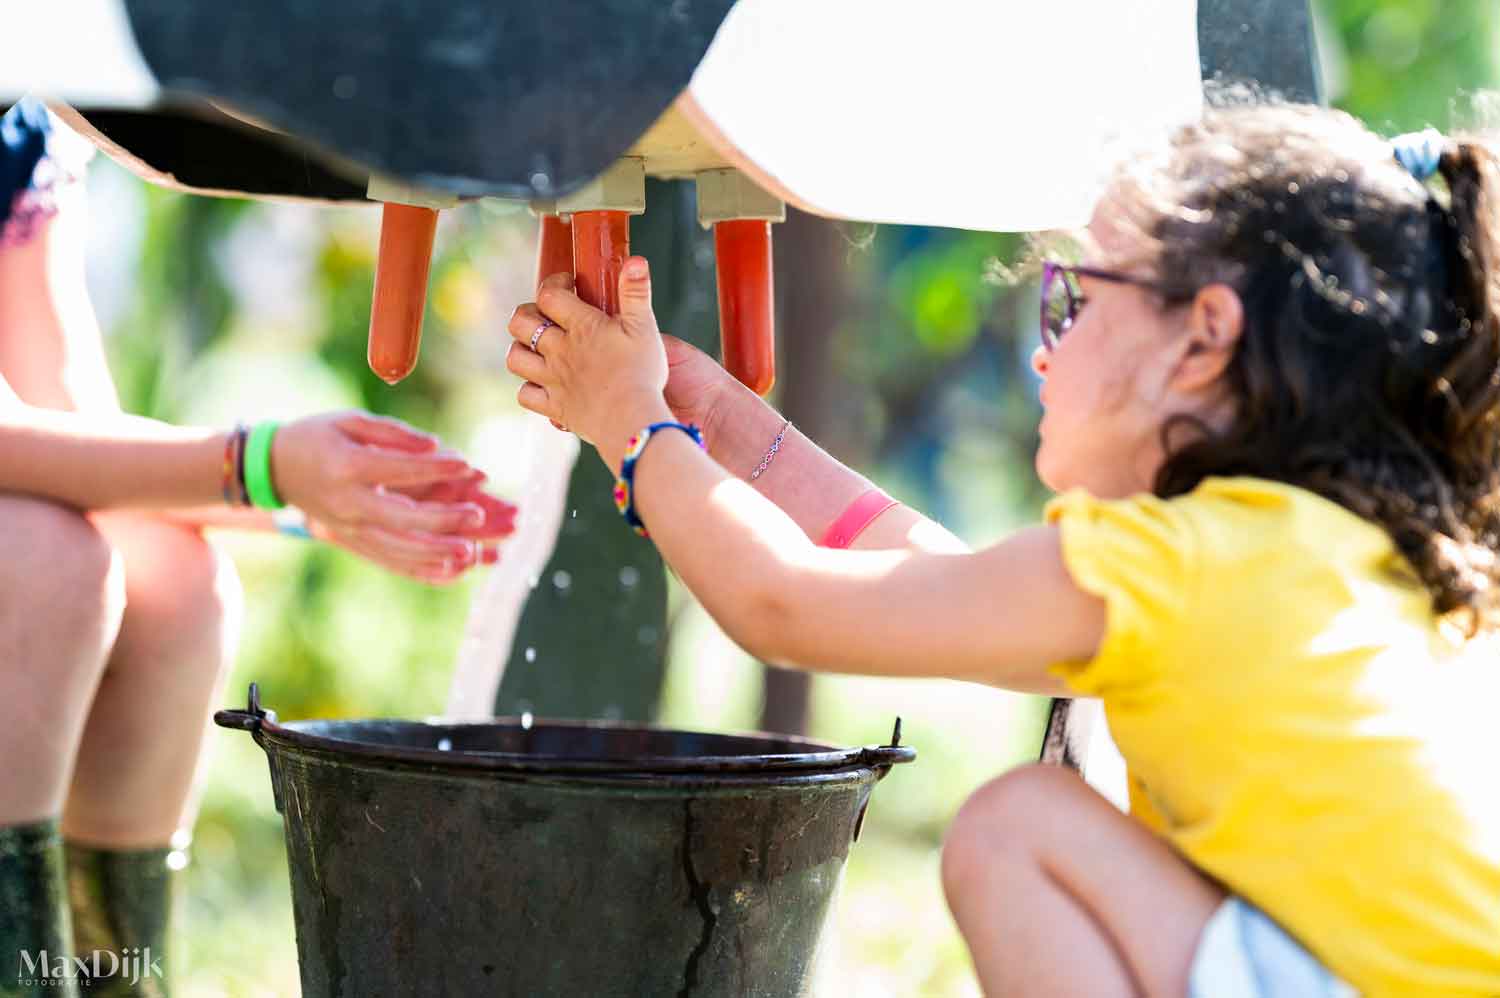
[1039,261,1172,351]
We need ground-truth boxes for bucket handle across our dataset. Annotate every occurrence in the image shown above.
[857,717,916,769]
[213,683,288,814]
[213,682,278,733]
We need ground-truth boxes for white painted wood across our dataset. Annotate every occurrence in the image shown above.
[4,2,158,106]
[687,0,1203,232]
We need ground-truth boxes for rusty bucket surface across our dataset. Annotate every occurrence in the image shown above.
[215,684,913,998]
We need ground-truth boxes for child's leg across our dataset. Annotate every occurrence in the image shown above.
[62,513,242,848]
[0,497,124,984]
[56,516,239,991]
[942,763,1223,997]
[0,497,125,827]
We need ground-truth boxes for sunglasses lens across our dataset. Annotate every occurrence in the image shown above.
[1042,273,1070,348]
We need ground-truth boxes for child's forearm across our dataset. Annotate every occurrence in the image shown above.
[705,382,967,554]
[157,506,279,532]
[0,400,228,511]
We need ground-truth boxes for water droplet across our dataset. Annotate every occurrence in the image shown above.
[332,74,358,100]
[619,566,640,589]
[638,625,659,646]
[570,509,578,519]
[527,574,540,589]
[520,711,535,731]
[1421,329,1439,344]
[552,570,572,592]
[530,172,551,192]
[602,704,622,721]
[437,737,453,751]
[524,646,537,663]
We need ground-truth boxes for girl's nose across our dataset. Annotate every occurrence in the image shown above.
[1030,345,1049,378]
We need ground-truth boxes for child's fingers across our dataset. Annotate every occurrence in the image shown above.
[336,412,439,452]
[516,382,560,422]
[386,481,518,538]
[349,446,473,488]
[359,489,492,537]
[534,274,608,337]
[505,341,549,384]
[323,525,473,580]
[346,523,476,568]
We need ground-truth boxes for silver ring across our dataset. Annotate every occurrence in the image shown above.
[529,319,555,352]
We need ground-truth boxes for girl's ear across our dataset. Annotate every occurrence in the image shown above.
[1173,283,1244,392]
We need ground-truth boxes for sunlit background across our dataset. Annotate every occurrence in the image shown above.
[71,3,1499,994]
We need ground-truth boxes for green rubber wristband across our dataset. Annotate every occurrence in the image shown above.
[244,421,285,510]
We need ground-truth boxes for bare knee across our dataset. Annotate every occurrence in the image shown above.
[942,764,1088,908]
[0,496,126,671]
[100,515,242,673]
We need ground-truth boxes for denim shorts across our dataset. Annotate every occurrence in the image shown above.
[1189,896,1357,998]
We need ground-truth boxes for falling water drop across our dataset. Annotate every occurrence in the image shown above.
[638,625,659,646]
[520,711,535,731]
[619,566,640,590]
[524,646,537,663]
[552,569,572,593]
[437,737,453,752]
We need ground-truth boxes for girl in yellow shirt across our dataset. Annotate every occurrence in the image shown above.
[502,103,1500,996]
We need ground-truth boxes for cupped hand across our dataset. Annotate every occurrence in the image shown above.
[504,259,673,471]
[273,411,518,584]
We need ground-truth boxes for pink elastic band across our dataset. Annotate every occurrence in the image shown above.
[820,488,899,549]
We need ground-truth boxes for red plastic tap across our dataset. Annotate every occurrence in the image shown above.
[535,214,575,290]
[571,210,630,316]
[714,219,775,396]
[368,203,440,384]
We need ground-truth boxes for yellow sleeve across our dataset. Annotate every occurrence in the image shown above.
[1043,489,1197,697]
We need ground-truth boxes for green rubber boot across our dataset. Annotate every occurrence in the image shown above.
[0,818,78,998]
[64,841,179,998]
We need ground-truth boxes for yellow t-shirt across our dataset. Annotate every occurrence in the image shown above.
[1046,477,1500,998]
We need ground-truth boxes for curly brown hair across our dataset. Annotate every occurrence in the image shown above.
[1102,103,1500,636]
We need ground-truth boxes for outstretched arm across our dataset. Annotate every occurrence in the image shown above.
[506,262,1099,695]
[662,334,967,555]
[629,428,1090,694]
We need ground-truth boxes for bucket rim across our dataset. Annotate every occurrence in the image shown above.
[215,683,915,776]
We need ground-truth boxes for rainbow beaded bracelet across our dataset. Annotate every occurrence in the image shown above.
[613,421,705,537]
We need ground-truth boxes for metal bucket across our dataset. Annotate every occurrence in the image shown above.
[214,684,914,997]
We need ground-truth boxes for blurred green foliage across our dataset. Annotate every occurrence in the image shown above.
[78,3,1499,994]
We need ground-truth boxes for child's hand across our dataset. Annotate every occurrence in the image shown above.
[505,259,673,473]
[662,334,740,446]
[274,411,517,583]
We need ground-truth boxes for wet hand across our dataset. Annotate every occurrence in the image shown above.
[273,412,517,584]
[504,259,673,472]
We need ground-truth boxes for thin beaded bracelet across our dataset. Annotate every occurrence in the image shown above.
[612,421,705,537]
[749,419,791,482]
[221,423,249,506]
[219,426,238,505]
[233,423,250,506]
